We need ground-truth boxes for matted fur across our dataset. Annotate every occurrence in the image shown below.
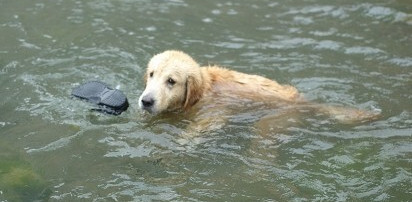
[139,50,380,133]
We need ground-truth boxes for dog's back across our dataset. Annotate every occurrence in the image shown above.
[204,66,301,102]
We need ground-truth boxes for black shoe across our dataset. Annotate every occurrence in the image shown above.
[71,81,129,115]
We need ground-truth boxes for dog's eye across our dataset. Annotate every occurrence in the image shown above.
[149,72,154,77]
[167,78,176,86]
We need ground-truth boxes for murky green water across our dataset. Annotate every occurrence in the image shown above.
[1,0,411,201]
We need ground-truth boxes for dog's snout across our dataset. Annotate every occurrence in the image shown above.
[141,95,155,108]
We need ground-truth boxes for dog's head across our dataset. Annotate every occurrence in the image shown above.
[138,50,205,114]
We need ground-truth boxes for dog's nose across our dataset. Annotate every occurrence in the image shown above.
[141,96,155,108]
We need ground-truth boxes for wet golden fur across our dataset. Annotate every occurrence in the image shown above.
[139,50,379,134]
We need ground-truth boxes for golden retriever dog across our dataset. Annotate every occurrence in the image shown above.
[139,50,380,135]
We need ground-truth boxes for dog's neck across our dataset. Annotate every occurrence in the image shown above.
[199,67,212,92]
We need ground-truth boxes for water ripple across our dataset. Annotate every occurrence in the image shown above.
[1,0,411,201]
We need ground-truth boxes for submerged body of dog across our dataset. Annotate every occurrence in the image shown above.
[139,50,379,134]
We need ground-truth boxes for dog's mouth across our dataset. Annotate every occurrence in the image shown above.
[141,106,157,114]
[139,101,156,114]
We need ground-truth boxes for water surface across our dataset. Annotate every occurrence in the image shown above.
[0,0,411,201]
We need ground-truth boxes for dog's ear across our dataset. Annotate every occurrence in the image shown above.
[183,76,203,110]
[143,72,148,86]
